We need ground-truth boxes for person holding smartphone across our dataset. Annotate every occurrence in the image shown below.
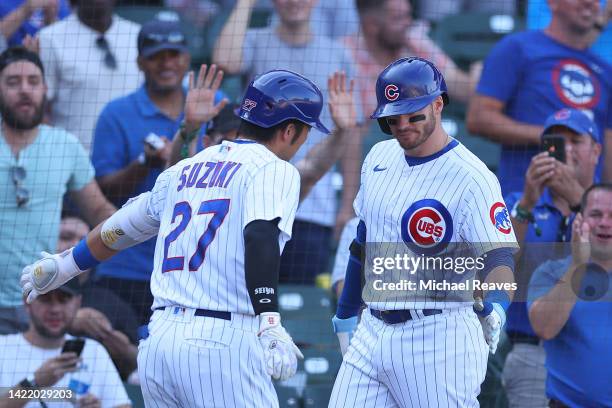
[501,108,601,408]
[0,280,130,408]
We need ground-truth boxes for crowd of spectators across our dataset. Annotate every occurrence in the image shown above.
[0,0,611,407]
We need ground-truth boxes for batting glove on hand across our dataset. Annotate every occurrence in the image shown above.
[332,315,358,356]
[21,249,84,303]
[474,298,506,354]
[258,312,303,381]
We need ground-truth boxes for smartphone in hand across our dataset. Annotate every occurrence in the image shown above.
[61,338,85,357]
[541,134,566,163]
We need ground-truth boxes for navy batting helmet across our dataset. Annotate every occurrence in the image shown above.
[371,57,449,134]
[237,70,330,134]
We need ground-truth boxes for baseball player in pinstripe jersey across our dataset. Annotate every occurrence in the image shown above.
[20,67,357,408]
[330,57,519,407]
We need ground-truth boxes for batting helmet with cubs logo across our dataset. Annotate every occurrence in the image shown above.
[237,70,330,134]
[371,57,449,134]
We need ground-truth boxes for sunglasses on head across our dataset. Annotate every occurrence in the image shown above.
[95,37,117,70]
[10,165,29,208]
[141,31,186,47]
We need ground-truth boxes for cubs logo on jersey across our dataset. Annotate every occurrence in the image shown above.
[552,59,601,109]
[401,199,453,255]
[490,202,512,234]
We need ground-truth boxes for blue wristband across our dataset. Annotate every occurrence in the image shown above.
[485,289,511,312]
[72,239,100,271]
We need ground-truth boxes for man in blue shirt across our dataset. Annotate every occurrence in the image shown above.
[91,19,226,324]
[503,108,601,407]
[467,0,612,194]
[0,0,71,46]
[528,183,612,408]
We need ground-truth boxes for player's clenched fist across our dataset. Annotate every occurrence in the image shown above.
[474,298,506,354]
[258,312,303,381]
[21,250,84,303]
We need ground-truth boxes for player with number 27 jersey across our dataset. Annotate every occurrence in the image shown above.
[148,140,299,314]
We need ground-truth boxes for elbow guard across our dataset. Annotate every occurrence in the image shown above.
[100,192,160,250]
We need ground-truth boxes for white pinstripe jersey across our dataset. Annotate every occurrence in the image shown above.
[356,138,518,310]
[145,140,300,314]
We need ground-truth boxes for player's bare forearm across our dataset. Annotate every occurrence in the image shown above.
[97,163,149,200]
[603,129,612,182]
[466,95,542,145]
[296,127,350,201]
[87,223,119,261]
[481,265,515,301]
[529,262,580,340]
[212,0,255,73]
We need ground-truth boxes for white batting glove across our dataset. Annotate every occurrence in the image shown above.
[474,298,506,354]
[20,249,84,303]
[258,312,303,381]
[332,315,358,356]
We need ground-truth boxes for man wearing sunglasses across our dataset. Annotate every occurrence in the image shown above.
[0,46,115,335]
[37,0,142,151]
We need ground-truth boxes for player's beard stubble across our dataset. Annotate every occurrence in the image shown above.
[394,105,437,152]
[0,94,46,131]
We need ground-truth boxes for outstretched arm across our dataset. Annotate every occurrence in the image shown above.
[21,192,161,303]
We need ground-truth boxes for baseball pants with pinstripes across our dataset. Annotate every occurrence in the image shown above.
[138,307,278,408]
[329,307,489,408]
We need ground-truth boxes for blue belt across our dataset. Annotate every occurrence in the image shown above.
[155,307,231,321]
[370,308,442,324]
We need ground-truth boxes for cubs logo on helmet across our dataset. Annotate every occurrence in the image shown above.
[401,199,453,255]
[384,84,399,101]
[552,59,601,109]
[489,202,512,234]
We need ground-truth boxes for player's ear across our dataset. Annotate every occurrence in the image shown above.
[433,96,444,116]
[278,122,296,144]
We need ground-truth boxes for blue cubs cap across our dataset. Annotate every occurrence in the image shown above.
[543,108,600,143]
[138,20,188,58]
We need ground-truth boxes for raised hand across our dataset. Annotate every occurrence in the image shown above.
[328,71,357,131]
[571,213,591,266]
[521,152,556,209]
[184,64,229,130]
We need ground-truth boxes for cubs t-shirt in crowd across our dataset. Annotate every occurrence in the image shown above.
[477,30,612,194]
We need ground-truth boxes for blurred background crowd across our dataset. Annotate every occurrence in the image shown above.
[0,0,610,407]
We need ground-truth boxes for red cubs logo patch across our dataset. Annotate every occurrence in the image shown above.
[384,84,399,101]
[242,98,257,112]
[401,199,453,255]
[408,208,446,247]
[490,202,512,234]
